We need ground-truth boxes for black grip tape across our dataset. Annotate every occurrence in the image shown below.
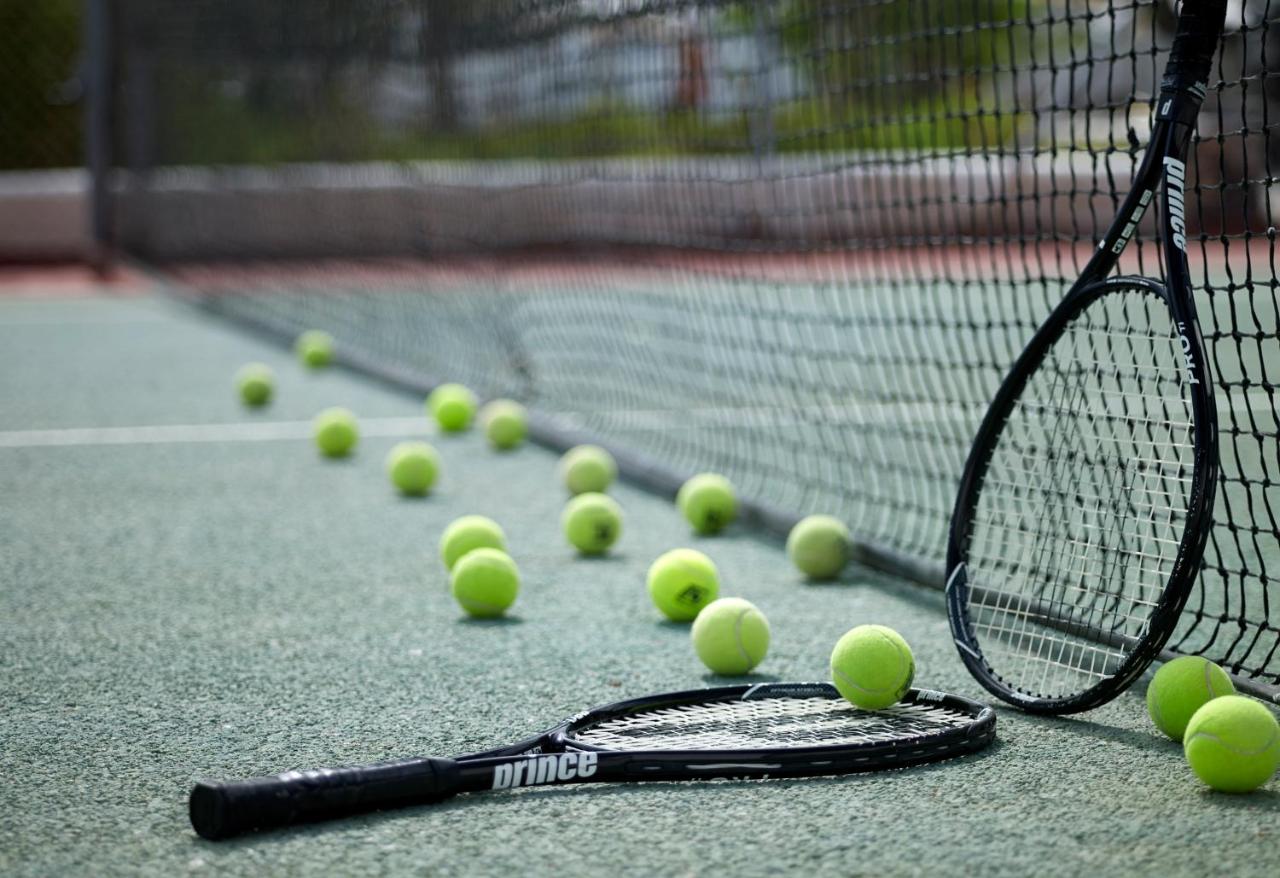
[189,757,461,840]
[1165,0,1229,89]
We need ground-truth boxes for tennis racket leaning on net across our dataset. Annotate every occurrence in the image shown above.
[190,682,995,839]
[946,0,1226,714]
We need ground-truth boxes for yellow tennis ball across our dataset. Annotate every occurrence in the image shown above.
[1183,695,1280,793]
[426,383,475,414]
[830,624,915,710]
[646,548,719,622]
[561,492,623,555]
[691,597,770,675]
[426,384,477,432]
[437,398,476,433]
[235,363,274,407]
[481,400,528,450]
[677,473,737,535]
[786,515,850,580]
[450,548,519,618]
[438,515,506,571]
[385,441,439,496]
[1146,656,1235,742]
[312,407,358,457]
[559,445,616,495]
[295,330,333,368]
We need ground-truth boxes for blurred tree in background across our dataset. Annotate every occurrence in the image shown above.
[736,0,1036,151]
[0,0,82,169]
[769,0,1035,92]
[128,0,526,163]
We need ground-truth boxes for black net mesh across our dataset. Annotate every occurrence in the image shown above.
[105,0,1280,698]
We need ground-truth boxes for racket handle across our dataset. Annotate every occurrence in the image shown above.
[1165,0,1228,89]
[189,757,461,840]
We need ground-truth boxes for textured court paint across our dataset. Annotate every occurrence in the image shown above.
[1,295,1278,878]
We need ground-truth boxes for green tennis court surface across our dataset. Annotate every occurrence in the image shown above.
[2,287,1276,877]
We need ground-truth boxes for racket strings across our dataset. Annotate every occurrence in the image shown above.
[965,287,1197,700]
[568,695,974,751]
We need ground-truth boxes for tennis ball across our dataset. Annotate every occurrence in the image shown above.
[691,597,770,675]
[1146,656,1236,742]
[439,515,506,571]
[427,383,476,415]
[295,330,334,368]
[561,492,623,555]
[385,441,439,497]
[312,407,358,458]
[830,625,915,710]
[677,473,737,535]
[451,547,519,618]
[786,514,850,580]
[646,548,720,622]
[436,397,475,432]
[427,384,477,433]
[235,363,274,407]
[559,445,617,495]
[1183,695,1280,793]
[481,400,528,450]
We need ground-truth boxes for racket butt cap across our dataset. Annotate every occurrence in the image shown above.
[189,781,234,841]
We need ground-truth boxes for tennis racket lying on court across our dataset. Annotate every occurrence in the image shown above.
[946,0,1226,714]
[190,682,995,839]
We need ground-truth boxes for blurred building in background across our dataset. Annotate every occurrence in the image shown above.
[1,1,1277,260]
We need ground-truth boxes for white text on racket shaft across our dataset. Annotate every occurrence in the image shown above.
[1164,157,1187,252]
[491,752,599,789]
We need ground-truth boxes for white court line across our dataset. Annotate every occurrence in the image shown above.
[0,300,172,327]
[0,308,174,327]
[0,416,430,449]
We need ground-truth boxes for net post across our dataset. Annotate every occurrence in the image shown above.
[120,0,158,260]
[83,0,115,277]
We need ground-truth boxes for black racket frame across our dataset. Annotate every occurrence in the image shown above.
[190,682,995,840]
[946,0,1226,714]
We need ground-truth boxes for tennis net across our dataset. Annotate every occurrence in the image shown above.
[101,0,1280,698]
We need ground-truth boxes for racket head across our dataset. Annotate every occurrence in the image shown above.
[947,276,1218,714]
[542,682,995,775]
